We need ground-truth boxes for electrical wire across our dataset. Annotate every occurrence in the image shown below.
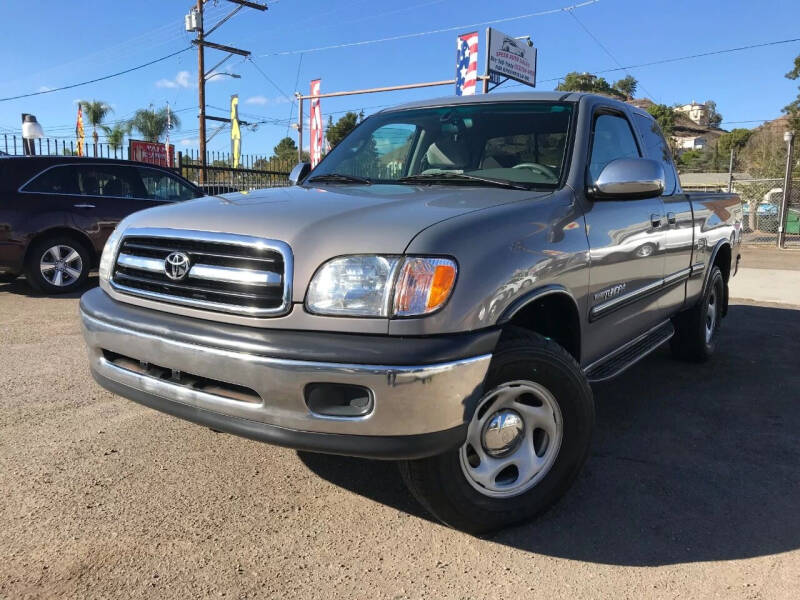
[565,7,657,100]
[0,48,193,103]
[259,0,600,56]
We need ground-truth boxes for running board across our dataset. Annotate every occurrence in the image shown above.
[584,321,675,383]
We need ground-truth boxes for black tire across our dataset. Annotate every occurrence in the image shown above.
[670,265,724,363]
[0,272,19,283]
[24,236,92,294]
[399,328,594,535]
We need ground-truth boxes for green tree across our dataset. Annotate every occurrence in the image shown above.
[613,75,638,99]
[783,54,800,133]
[130,107,179,142]
[80,100,112,155]
[646,104,676,138]
[556,72,625,99]
[717,128,752,159]
[325,112,361,147]
[101,122,131,152]
[706,100,723,128]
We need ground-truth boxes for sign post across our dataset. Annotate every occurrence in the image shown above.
[485,27,537,92]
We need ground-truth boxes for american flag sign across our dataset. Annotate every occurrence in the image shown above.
[455,31,479,96]
[309,79,323,167]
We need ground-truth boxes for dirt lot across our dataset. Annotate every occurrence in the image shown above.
[1,273,799,599]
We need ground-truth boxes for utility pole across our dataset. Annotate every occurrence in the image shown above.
[777,130,795,249]
[196,0,206,181]
[186,0,267,183]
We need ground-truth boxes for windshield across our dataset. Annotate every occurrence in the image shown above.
[308,101,574,189]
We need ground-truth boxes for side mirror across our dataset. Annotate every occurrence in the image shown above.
[289,162,311,185]
[590,158,665,200]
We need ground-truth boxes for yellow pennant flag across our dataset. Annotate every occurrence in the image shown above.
[230,95,241,168]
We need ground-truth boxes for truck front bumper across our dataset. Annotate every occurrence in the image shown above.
[80,288,496,459]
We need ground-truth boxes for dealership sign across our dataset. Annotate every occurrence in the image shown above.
[486,28,537,88]
[129,139,175,167]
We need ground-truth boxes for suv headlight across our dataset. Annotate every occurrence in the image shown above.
[306,255,457,318]
[98,225,124,282]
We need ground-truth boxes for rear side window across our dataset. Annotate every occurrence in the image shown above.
[73,165,140,198]
[588,113,640,181]
[22,166,80,194]
[137,167,199,202]
[634,114,677,195]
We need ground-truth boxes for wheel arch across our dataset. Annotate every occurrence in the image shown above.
[24,227,97,268]
[496,285,582,362]
[703,240,732,317]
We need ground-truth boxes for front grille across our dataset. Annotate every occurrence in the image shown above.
[110,228,292,316]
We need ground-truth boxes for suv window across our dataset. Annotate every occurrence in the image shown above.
[634,113,677,195]
[22,165,80,194]
[588,113,640,181]
[137,167,199,202]
[73,165,140,198]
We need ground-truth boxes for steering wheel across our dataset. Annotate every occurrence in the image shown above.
[512,162,558,180]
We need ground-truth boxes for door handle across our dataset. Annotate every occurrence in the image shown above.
[651,213,662,228]
[73,203,96,209]
[667,212,677,225]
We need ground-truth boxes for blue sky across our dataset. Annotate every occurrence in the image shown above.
[1,0,799,158]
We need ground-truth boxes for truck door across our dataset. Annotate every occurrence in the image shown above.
[582,110,666,363]
[632,113,694,316]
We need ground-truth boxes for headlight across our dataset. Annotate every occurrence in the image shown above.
[306,255,457,317]
[98,225,124,282]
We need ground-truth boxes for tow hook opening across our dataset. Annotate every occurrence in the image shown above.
[304,383,374,418]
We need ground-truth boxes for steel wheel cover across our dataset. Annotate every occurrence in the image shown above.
[459,380,563,498]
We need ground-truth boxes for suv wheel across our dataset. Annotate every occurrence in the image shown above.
[399,328,594,534]
[670,265,724,362]
[25,236,91,294]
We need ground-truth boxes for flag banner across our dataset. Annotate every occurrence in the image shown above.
[230,95,241,168]
[75,104,85,157]
[455,31,479,96]
[309,79,323,168]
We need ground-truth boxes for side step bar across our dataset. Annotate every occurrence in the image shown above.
[584,320,675,383]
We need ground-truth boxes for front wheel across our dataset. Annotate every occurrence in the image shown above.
[24,236,92,294]
[399,328,594,534]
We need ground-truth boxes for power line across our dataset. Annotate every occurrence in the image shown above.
[246,57,295,104]
[508,36,800,89]
[564,7,657,100]
[259,0,599,56]
[0,47,193,103]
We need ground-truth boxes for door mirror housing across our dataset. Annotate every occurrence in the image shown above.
[590,158,665,200]
[289,162,311,186]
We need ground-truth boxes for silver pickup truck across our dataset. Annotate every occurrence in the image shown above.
[80,92,741,533]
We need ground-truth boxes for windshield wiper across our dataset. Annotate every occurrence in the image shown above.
[306,173,372,184]
[396,172,530,190]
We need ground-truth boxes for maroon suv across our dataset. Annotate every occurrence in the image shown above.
[0,156,203,294]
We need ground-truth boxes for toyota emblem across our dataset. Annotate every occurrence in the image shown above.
[164,252,191,281]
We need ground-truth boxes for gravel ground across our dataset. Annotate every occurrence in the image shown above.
[1,276,799,599]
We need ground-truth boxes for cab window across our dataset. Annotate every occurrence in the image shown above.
[22,166,79,194]
[588,113,640,182]
[634,113,677,195]
[73,165,139,198]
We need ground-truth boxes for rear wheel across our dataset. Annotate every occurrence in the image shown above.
[670,265,724,362]
[399,328,594,534]
[25,236,92,294]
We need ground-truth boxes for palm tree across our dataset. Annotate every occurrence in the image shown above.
[80,100,113,156]
[130,107,180,143]
[101,122,132,157]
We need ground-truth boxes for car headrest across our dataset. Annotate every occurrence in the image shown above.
[425,136,470,170]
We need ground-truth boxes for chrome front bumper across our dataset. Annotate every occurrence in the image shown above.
[80,290,493,457]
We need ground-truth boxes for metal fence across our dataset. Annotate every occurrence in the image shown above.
[734,178,800,247]
[2,134,294,193]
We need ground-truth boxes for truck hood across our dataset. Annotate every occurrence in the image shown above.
[121,183,551,301]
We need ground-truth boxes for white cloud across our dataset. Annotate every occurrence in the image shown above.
[156,70,192,89]
[245,95,268,105]
[38,85,53,92]
[180,138,199,147]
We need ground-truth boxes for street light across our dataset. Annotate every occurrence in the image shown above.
[21,113,44,156]
[205,72,241,81]
[777,130,795,248]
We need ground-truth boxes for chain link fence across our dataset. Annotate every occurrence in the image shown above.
[734,178,800,246]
